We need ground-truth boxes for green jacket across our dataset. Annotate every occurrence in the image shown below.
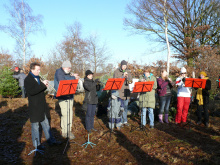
[139,73,157,109]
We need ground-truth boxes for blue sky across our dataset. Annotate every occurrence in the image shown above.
[0,0,174,65]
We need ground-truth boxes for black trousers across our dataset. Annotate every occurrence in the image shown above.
[86,104,96,131]
[197,104,209,123]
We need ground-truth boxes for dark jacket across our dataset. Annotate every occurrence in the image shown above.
[24,72,48,123]
[54,67,76,100]
[196,79,211,104]
[113,67,132,100]
[157,77,173,97]
[83,78,100,104]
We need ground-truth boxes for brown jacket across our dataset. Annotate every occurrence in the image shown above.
[113,68,132,100]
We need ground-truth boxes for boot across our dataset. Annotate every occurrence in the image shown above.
[164,114,169,123]
[158,114,163,123]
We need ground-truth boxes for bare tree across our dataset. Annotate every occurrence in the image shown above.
[0,0,43,69]
[124,0,220,66]
[48,22,89,77]
[88,34,110,74]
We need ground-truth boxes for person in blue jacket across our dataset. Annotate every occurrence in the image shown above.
[54,60,77,139]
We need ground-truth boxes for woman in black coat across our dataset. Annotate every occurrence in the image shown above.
[196,71,211,127]
[83,70,100,133]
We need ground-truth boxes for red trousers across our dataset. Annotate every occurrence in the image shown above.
[175,97,190,123]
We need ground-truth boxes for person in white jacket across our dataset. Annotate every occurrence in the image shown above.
[175,67,191,125]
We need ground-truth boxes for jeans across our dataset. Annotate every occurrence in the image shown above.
[86,104,96,131]
[159,95,172,114]
[121,99,129,124]
[141,107,154,126]
[58,99,74,134]
[31,115,53,148]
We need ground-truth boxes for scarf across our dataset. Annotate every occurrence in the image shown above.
[30,72,40,85]
[196,77,209,105]
[144,73,153,81]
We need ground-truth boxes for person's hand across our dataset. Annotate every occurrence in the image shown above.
[124,72,128,78]
[43,80,49,87]
[71,73,79,79]
[95,79,100,83]
[168,77,172,82]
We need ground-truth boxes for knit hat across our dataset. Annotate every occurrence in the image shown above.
[180,67,187,73]
[15,67,19,71]
[200,71,207,77]
[62,60,71,68]
[85,70,94,77]
[121,60,127,66]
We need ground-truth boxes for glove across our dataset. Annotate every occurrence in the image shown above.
[111,95,117,100]
[95,79,100,83]
[182,77,186,83]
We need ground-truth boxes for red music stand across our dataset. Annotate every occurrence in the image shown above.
[102,78,125,91]
[56,79,79,97]
[132,81,154,93]
[56,79,79,154]
[130,81,154,136]
[101,78,125,142]
[185,78,206,89]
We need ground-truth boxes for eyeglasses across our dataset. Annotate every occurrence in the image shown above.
[181,73,186,74]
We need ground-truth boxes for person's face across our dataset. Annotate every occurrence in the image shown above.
[200,74,205,79]
[122,65,127,70]
[63,67,71,74]
[31,66,41,76]
[181,72,187,77]
[87,74,93,79]
[162,70,168,77]
[144,71,150,77]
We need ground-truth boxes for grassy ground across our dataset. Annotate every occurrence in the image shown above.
[0,94,219,165]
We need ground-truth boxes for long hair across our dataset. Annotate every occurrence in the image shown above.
[160,68,167,80]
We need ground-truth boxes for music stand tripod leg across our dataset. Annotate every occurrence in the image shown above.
[63,99,77,154]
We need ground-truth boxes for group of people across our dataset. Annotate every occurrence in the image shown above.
[23,60,212,150]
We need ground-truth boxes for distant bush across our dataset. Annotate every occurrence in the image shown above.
[0,67,20,98]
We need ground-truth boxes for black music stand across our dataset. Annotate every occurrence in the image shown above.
[130,81,154,136]
[100,78,125,142]
[184,78,207,130]
[56,79,80,154]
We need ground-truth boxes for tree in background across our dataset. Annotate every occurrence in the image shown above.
[124,0,220,66]
[0,48,15,70]
[0,0,43,69]
[88,34,110,74]
[0,67,20,98]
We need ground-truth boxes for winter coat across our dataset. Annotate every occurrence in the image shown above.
[13,73,27,87]
[83,77,100,104]
[107,91,124,118]
[157,77,173,97]
[54,67,76,100]
[139,73,157,108]
[24,72,48,123]
[113,67,132,100]
[196,78,211,105]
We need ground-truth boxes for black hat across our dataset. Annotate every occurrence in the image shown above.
[85,70,94,77]
[121,60,127,66]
